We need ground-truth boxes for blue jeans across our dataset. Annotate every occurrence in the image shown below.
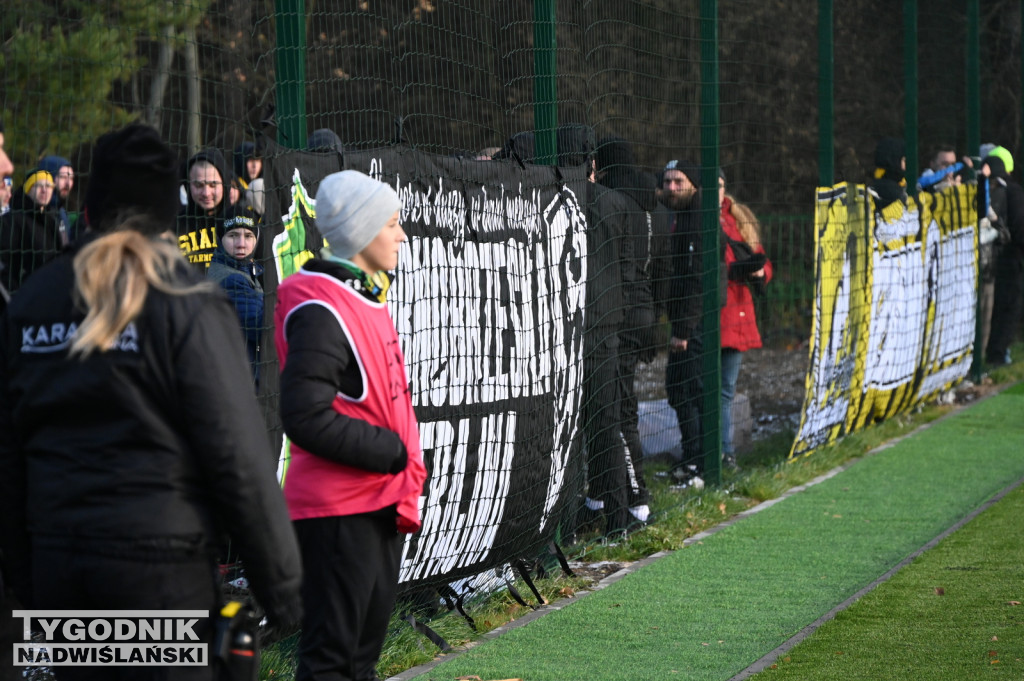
[721,348,743,456]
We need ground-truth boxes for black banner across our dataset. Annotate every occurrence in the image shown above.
[261,143,591,590]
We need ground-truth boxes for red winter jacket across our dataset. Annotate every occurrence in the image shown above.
[720,197,772,352]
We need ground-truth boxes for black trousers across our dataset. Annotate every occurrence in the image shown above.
[583,333,631,532]
[294,513,401,681]
[986,248,1023,362]
[618,350,650,508]
[27,544,219,681]
[666,343,704,472]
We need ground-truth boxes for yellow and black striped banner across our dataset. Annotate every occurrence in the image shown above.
[790,183,977,458]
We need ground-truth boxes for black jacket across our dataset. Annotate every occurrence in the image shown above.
[596,169,659,358]
[0,189,66,294]
[667,197,703,342]
[585,182,629,337]
[0,236,301,625]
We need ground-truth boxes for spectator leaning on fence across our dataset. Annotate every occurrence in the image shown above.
[977,152,1012,357]
[658,158,705,489]
[207,203,264,389]
[980,152,1024,366]
[0,167,64,296]
[556,123,638,534]
[719,170,772,469]
[917,143,976,194]
[275,169,427,681]
[233,141,262,191]
[869,137,909,211]
[595,134,659,526]
[0,124,304,681]
[38,155,75,240]
[177,147,233,270]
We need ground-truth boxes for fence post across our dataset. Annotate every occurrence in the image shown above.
[904,0,918,190]
[967,0,983,379]
[965,0,980,158]
[533,0,557,165]
[274,0,307,149]
[700,0,721,486]
[817,0,834,187]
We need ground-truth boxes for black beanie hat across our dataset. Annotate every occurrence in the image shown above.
[596,136,635,172]
[873,137,906,179]
[494,131,536,164]
[85,124,180,234]
[233,141,257,181]
[662,158,701,189]
[218,203,259,242]
[556,124,596,167]
[307,128,345,154]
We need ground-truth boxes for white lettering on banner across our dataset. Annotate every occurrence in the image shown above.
[400,414,517,583]
[864,240,927,392]
[361,158,588,581]
[797,251,854,451]
[915,225,977,399]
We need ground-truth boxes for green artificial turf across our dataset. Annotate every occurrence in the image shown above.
[751,485,1024,680]
[409,390,1024,681]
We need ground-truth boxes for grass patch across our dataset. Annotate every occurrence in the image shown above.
[750,486,1024,680]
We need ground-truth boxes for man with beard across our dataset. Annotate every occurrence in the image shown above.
[658,159,705,488]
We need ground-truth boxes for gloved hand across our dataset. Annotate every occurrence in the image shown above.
[389,442,409,475]
[728,252,767,281]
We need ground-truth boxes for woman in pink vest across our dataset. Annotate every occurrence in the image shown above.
[275,170,427,681]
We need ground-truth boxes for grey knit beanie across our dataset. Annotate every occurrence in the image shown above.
[315,170,401,259]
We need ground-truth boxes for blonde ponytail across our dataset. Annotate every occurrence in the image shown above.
[70,223,211,358]
[728,196,762,248]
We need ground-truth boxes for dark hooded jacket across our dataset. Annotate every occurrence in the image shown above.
[661,160,704,342]
[870,137,908,211]
[0,186,65,294]
[208,206,264,388]
[983,155,1024,259]
[233,142,260,189]
[177,148,233,270]
[596,137,661,358]
[38,155,74,239]
[494,131,537,164]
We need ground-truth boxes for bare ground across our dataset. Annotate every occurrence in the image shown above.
[635,344,997,448]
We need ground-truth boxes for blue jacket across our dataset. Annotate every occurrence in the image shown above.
[207,248,264,387]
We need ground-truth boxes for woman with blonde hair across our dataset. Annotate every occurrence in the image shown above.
[0,124,301,680]
[718,170,772,469]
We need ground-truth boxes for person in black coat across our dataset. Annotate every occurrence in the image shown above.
[595,135,659,525]
[981,154,1024,365]
[658,158,705,488]
[557,124,639,534]
[0,169,65,295]
[177,147,234,270]
[870,137,908,212]
[0,124,302,681]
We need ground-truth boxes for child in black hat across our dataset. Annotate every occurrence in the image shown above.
[207,203,263,388]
